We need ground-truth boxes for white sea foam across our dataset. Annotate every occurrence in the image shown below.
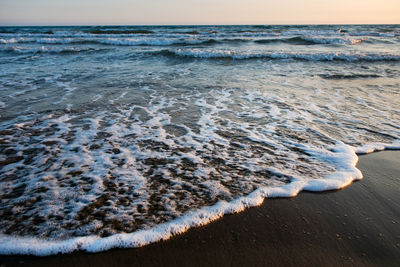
[0,83,398,255]
[1,45,97,54]
[2,140,397,256]
[0,38,24,44]
[301,36,366,45]
[354,140,400,154]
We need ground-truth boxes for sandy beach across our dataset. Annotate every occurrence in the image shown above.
[0,150,399,266]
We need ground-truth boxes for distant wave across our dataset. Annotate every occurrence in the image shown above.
[0,46,106,54]
[96,38,216,46]
[0,30,54,35]
[255,36,366,45]
[0,37,220,46]
[0,29,155,35]
[0,37,250,46]
[87,29,154,34]
[0,26,398,38]
[254,37,313,45]
[304,37,366,45]
[3,43,399,61]
[1,37,79,45]
[319,73,382,80]
[157,49,400,62]
[0,36,367,47]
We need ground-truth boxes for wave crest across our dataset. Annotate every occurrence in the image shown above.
[255,36,366,45]
[158,49,400,62]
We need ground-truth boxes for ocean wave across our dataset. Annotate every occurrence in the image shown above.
[0,32,158,39]
[254,36,366,45]
[280,29,344,37]
[157,49,400,62]
[0,38,20,44]
[254,37,313,45]
[301,36,366,45]
[1,26,399,39]
[0,46,105,54]
[0,30,54,35]
[0,32,396,47]
[96,38,216,46]
[1,36,367,46]
[87,29,154,34]
[348,31,400,37]
[319,73,382,80]
[0,37,220,46]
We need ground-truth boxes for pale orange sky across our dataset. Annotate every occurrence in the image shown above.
[0,0,399,25]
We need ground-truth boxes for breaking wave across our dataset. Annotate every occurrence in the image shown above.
[157,49,400,62]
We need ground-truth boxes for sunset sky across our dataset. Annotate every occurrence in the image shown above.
[0,0,399,25]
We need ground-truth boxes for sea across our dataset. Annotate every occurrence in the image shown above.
[0,25,399,255]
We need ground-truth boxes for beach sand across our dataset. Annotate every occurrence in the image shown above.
[1,150,399,266]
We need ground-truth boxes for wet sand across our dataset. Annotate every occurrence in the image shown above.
[1,150,399,266]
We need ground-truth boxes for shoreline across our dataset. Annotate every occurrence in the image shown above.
[1,150,399,266]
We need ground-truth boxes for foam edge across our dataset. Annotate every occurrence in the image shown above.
[0,141,399,256]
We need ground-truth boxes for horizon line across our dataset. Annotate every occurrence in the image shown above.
[1,23,399,27]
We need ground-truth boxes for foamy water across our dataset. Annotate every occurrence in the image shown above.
[0,25,399,255]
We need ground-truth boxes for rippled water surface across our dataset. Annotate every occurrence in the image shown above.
[0,25,399,253]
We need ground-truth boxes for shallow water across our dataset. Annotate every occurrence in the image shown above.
[0,25,399,255]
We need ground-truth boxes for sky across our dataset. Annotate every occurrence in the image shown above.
[0,0,399,26]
